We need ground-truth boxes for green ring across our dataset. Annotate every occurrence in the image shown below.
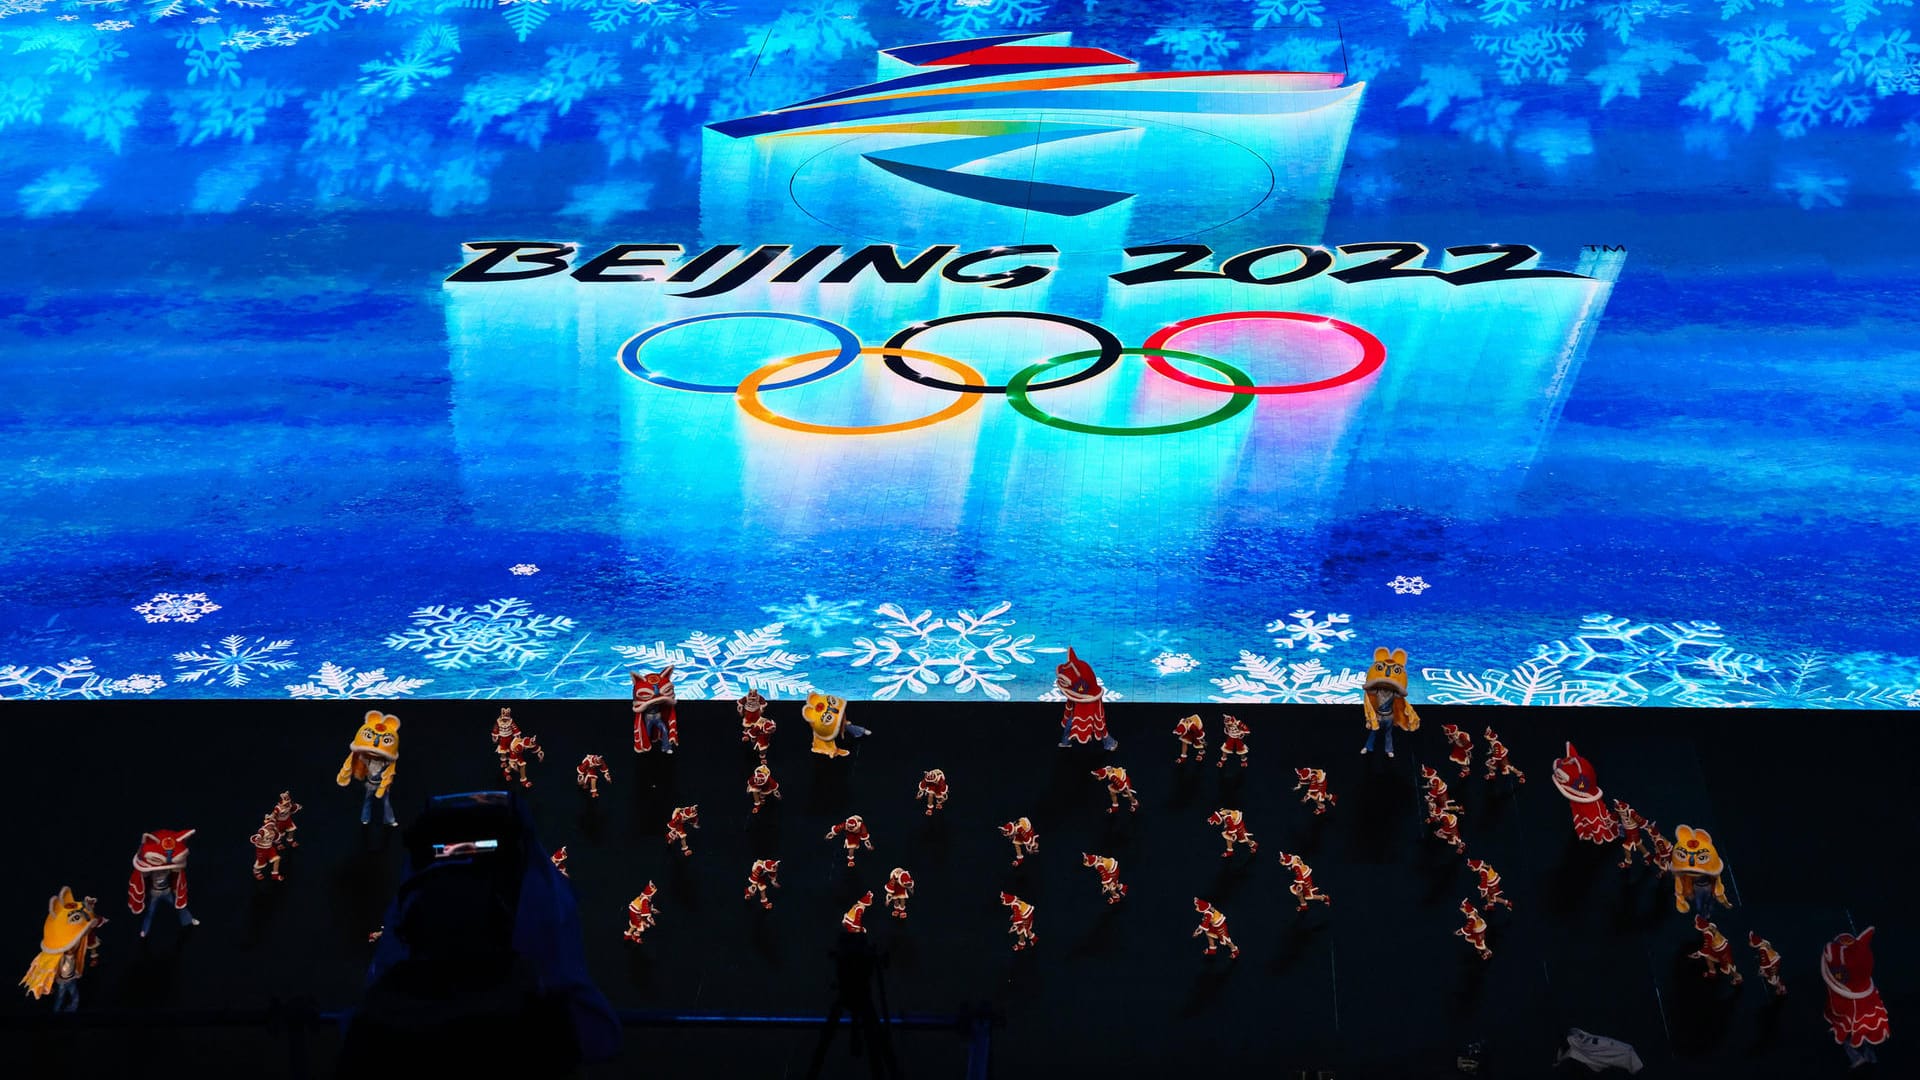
[1005,349,1255,437]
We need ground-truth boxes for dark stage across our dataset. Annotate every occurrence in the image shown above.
[7,699,1907,1078]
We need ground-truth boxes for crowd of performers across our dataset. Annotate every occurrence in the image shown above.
[18,648,1892,1071]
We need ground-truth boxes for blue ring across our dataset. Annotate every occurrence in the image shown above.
[617,312,861,394]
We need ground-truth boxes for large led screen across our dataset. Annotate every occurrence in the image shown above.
[1,1,1916,707]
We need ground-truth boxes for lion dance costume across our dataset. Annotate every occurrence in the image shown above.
[1054,649,1116,750]
[631,668,679,754]
[336,710,400,826]
[128,828,199,937]
[1823,927,1889,1068]
[20,888,103,1012]
[1360,648,1420,756]
[1551,743,1619,844]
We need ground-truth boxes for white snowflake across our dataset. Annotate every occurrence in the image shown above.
[431,634,633,699]
[1673,651,1909,708]
[1,0,51,17]
[897,0,1045,39]
[818,601,1061,700]
[1473,22,1589,85]
[1421,658,1637,706]
[1151,651,1200,676]
[1774,166,1848,208]
[1906,687,1920,709]
[1252,0,1326,26]
[1038,684,1125,703]
[93,18,133,29]
[134,592,222,624]
[225,23,308,49]
[1210,654,1364,703]
[191,14,217,20]
[760,595,867,638]
[286,661,433,698]
[1267,609,1356,653]
[351,0,386,6]
[0,657,166,700]
[59,14,81,20]
[1532,613,1759,703]
[173,634,297,688]
[612,623,811,699]
[1388,575,1432,595]
[384,597,577,670]
[1124,629,1186,657]
[509,563,540,576]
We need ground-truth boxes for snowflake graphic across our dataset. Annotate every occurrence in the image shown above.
[509,563,540,576]
[612,623,811,699]
[430,635,637,699]
[0,658,166,700]
[1421,658,1638,706]
[384,597,577,670]
[1832,652,1920,691]
[59,14,80,20]
[1388,575,1432,595]
[1124,629,1186,657]
[1267,610,1356,653]
[1672,652,1909,708]
[819,601,1062,700]
[897,0,1046,40]
[286,661,432,698]
[1906,688,1920,709]
[760,595,868,638]
[1473,21,1589,85]
[93,19,133,30]
[226,24,309,49]
[1151,651,1200,676]
[1532,613,1760,703]
[134,592,222,624]
[0,0,50,11]
[1774,166,1847,209]
[1210,654,1364,703]
[173,634,297,688]
[1252,0,1327,27]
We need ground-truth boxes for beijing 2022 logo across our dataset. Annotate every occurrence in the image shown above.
[700,32,1367,249]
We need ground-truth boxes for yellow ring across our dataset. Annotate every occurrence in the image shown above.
[736,347,986,436]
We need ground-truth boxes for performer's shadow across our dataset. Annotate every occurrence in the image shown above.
[1420,849,1463,906]
[239,881,289,950]
[1177,963,1237,1018]
[807,757,851,814]
[1267,920,1326,976]
[626,945,654,989]
[750,909,784,968]
[573,799,607,842]
[1068,902,1127,960]
[1544,835,1611,916]
[667,851,702,909]
[1211,855,1258,898]
[1665,947,1739,1055]
[119,935,188,1006]
[747,808,783,853]
[1449,951,1492,1015]
[1167,763,1206,808]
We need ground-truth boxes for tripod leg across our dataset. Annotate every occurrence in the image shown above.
[805,1001,846,1080]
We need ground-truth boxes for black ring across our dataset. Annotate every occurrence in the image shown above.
[880,311,1122,394]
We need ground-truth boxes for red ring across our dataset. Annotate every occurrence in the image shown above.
[1142,310,1386,395]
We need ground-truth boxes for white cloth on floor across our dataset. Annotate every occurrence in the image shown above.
[1561,1028,1644,1074]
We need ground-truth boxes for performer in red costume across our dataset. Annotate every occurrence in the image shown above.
[1054,649,1116,750]
[1483,727,1525,784]
[998,817,1039,866]
[1748,932,1785,996]
[631,667,679,754]
[1420,765,1463,825]
[665,805,700,857]
[1465,859,1512,911]
[917,769,949,816]
[1690,915,1744,984]
[1191,899,1240,958]
[249,815,285,882]
[1550,743,1618,843]
[746,764,782,814]
[1456,900,1491,960]
[1209,808,1259,858]
[1000,893,1037,951]
[576,754,612,798]
[489,708,520,773]
[503,732,543,789]
[1442,724,1474,779]
[1278,852,1330,911]
[624,883,658,944]
[1432,810,1466,855]
[736,690,775,761]
[884,868,915,919]
[744,859,780,908]
[841,891,874,934]
[1172,715,1207,763]
[1612,799,1650,868]
[827,815,874,868]
[1293,767,1338,815]
[550,846,569,878]
[1646,823,1675,877]
[1823,927,1889,1068]
[1217,716,1251,768]
[269,791,301,848]
[1091,766,1140,814]
[1082,853,1127,904]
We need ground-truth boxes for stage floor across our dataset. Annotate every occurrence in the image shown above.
[2,4,1917,706]
[7,699,1908,1077]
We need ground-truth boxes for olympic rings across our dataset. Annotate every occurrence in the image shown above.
[736,347,987,436]
[879,311,1122,395]
[617,311,861,393]
[1140,311,1386,395]
[1006,349,1255,437]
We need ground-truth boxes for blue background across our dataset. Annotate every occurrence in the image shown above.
[1,0,1917,707]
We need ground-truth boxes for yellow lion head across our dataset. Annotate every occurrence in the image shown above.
[1672,825,1723,876]
[350,710,401,761]
[1366,647,1409,695]
[803,693,847,741]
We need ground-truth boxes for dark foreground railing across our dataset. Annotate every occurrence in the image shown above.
[0,999,1001,1080]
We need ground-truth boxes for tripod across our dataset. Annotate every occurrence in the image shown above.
[806,934,901,1080]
